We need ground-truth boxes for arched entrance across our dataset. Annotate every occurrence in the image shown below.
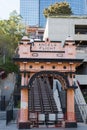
[13,36,83,128]
[28,71,69,89]
[28,71,68,127]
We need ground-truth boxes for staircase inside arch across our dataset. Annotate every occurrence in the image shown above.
[28,77,58,113]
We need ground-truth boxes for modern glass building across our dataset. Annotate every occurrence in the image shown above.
[20,0,39,26]
[20,0,87,27]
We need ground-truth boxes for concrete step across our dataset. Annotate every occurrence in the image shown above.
[0,111,6,120]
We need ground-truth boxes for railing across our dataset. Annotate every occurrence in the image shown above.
[56,81,63,111]
[76,46,87,52]
[6,94,14,125]
[76,104,87,123]
[75,80,87,123]
[0,96,5,111]
[6,109,13,125]
[17,109,20,128]
[53,80,64,113]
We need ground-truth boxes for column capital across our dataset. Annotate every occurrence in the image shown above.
[68,85,78,89]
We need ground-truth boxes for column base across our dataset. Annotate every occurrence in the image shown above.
[65,121,77,128]
[18,122,31,129]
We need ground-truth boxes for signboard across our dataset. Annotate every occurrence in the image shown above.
[31,42,64,52]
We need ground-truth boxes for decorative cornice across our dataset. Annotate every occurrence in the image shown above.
[13,58,83,63]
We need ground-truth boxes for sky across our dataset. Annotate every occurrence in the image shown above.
[0,0,20,20]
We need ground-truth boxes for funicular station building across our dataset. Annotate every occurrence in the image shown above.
[13,36,83,129]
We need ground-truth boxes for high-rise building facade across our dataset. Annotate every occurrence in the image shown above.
[20,0,87,27]
[20,0,39,26]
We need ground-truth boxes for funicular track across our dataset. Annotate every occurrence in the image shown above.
[28,77,62,127]
[28,77,58,113]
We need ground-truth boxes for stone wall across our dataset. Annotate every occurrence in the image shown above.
[0,72,16,102]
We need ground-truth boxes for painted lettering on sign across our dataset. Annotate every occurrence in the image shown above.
[31,42,62,52]
[38,43,57,51]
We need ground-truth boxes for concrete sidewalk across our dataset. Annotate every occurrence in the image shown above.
[0,120,87,130]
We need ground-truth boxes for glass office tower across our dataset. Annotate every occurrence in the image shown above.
[20,0,39,26]
[20,0,86,27]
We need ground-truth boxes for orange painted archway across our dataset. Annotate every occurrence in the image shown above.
[13,36,83,128]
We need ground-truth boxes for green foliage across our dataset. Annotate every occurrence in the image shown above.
[43,2,72,18]
[0,10,26,57]
[0,10,25,74]
[84,96,87,103]
[0,61,19,74]
[16,101,20,108]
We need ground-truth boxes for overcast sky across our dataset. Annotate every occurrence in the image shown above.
[0,0,20,20]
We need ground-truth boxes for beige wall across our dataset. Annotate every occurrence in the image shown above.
[44,17,87,42]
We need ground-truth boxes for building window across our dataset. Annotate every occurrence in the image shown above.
[75,25,87,34]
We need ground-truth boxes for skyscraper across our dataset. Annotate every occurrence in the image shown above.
[20,0,87,27]
[20,0,39,26]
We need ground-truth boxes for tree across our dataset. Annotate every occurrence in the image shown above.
[43,2,72,18]
[0,10,25,63]
[0,10,26,73]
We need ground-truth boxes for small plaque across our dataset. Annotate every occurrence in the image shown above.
[56,53,63,57]
[32,53,38,57]
[21,102,28,109]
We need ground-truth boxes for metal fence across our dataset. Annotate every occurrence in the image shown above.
[76,104,87,123]
[6,109,13,125]
[0,96,5,111]
[6,95,14,125]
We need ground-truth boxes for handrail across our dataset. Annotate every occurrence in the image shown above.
[53,80,63,113]
[75,80,87,123]
[56,82,63,111]
[44,78,54,112]
[76,46,87,52]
